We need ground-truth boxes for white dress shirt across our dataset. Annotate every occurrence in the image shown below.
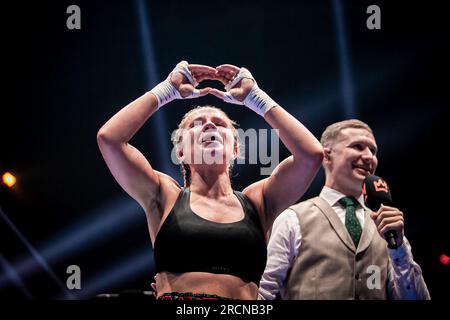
[258,186,431,300]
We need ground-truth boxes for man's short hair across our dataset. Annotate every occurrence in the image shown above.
[320,119,373,148]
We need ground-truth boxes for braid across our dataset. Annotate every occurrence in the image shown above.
[182,163,191,187]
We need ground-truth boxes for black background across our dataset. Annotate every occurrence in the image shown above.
[0,0,448,300]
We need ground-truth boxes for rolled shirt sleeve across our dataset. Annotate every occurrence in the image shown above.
[387,237,431,300]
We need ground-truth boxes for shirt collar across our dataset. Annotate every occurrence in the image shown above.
[320,186,365,209]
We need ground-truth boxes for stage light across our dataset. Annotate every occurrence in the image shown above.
[2,172,16,187]
[439,254,450,266]
[0,205,74,299]
[332,0,356,118]
[0,196,141,290]
[135,0,181,181]
[71,247,154,299]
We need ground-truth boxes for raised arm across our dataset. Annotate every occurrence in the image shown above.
[97,61,215,240]
[97,91,160,209]
[209,65,323,231]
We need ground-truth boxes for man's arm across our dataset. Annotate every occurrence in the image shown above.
[386,237,431,300]
[258,209,302,300]
[371,205,431,299]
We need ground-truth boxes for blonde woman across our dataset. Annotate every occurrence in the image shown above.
[97,61,323,299]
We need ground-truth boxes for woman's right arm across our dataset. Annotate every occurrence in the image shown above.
[97,91,165,212]
[97,61,215,224]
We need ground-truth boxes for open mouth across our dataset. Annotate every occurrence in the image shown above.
[201,132,222,145]
[353,164,371,176]
[202,140,221,147]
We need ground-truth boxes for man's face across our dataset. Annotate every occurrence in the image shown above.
[325,128,378,196]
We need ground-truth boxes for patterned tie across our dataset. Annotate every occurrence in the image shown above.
[338,196,362,247]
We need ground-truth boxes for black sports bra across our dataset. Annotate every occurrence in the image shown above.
[153,188,267,285]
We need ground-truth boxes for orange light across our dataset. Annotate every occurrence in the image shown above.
[2,172,16,187]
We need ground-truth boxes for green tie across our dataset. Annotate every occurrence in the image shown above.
[338,196,362,247]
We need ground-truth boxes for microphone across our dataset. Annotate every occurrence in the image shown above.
[362,175,398,249]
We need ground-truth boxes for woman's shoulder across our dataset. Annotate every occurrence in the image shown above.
[143,170,182,212]
[153,170,182,190]
[242,180,265,209]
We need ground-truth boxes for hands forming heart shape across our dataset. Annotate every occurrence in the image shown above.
[169,62,255,103]
[151,61,276,116]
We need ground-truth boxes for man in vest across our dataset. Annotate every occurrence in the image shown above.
[258,119,430,300]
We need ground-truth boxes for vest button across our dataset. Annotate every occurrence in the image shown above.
[355,274,360,280]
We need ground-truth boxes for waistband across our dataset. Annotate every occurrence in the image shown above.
[157,292,233,300]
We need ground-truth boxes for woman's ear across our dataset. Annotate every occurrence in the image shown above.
[233,143,239,161]
[323,147,331,161]
[176,147,184,163]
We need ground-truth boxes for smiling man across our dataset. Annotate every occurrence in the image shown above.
[258,119,430,300]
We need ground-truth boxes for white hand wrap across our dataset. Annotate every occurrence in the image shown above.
[223,67,277,116]
[149,61,200,109]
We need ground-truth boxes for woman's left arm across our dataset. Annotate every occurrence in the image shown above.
[259,106,324,220]
[210,65,323,230]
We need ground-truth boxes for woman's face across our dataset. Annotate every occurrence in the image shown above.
[178,109,237,168]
